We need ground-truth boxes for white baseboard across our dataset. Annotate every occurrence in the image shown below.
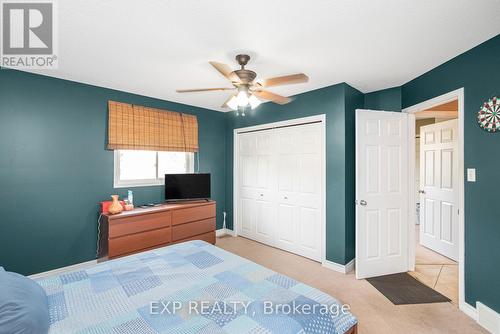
[216,228,235,237]
[28,259,98,280]
[322,259,355,274]
[460,301,478,321]
[477,302,500,334]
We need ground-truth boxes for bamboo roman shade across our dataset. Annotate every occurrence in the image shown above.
[107,101,199,152]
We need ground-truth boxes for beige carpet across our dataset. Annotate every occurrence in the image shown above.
[216,235,486,334]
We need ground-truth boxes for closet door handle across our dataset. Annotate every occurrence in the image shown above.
[360,200,367,206]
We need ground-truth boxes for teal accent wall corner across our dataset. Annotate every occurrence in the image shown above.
[364,86,402,111]
[402,34,500,312]
[365,34,500,312]
[0,69,227,275]
[344,84,364,263]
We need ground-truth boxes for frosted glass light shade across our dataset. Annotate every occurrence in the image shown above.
[227,96,238,110]
[236,91,249,107]
[249,94,261,109]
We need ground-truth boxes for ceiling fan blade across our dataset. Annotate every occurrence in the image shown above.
[209,61,240,83]
[256,73,309,88]
[176,87,235,93]
[253,90,292,105]
[221,93,236,108]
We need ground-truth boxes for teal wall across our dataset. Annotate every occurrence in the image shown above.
[344,85,365,262]
[225,83,363,264]
[0,69,227,276]
[402,35,500,312]
[364,86,402,111]
[367,34,500,312]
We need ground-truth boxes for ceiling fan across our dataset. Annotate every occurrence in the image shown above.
[176,54,309,115]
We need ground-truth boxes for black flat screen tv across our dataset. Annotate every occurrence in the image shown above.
[165,173,211,201]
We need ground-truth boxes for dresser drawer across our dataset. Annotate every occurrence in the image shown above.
[109,227,170,258]
[172,203,216,225]
[174,231,215,245]
[109,211,171,238]
[172,218,215,241]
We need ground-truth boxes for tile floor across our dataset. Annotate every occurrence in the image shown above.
[409,225,459,304]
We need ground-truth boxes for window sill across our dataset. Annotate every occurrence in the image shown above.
[113,181,164,189]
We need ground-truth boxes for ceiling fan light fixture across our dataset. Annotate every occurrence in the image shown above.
[177,54,308,112]
[249,94,261,109]
[227,95,239,110]
[236,90,249,107]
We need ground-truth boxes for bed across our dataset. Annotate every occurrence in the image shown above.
[35,240,357,334]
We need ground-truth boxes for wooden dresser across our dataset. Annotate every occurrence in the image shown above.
[98,201,216,260]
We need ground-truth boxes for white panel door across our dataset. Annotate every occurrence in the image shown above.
[238,133,257,238]
[419,120,459,261]
[275,123,323,261]
[356,110,409,279]
[275,129,297,254]
[253,131,276,245]
[238,131,275,245]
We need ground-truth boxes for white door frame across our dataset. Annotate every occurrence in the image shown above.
[402,88,470,316]
[233,114,327,263]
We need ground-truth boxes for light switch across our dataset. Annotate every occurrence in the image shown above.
[467,168,476,182]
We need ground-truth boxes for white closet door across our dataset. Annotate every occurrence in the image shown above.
[275,123,323,261]
[237,121,323,262]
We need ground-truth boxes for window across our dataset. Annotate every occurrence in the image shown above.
[114,150,194,188]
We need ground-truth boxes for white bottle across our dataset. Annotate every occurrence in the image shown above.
[127,190,134,206]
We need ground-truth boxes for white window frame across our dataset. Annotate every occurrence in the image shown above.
[113,150,195,188]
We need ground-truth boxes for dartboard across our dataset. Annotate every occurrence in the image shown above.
[478,96,500,132]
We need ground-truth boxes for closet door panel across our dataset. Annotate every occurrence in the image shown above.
[295,124,323,261]
[254,132,275,245]
[238,133,257,239]
[297,154,321,208]
[276,203,296,252]
[277,155,295,193]
[275,124,322,261]
[255,200,274,244]
[240,197,254,236]
[298,207,320,257]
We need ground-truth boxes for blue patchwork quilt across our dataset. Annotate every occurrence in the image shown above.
[36,241,357,333]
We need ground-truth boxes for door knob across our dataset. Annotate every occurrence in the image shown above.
[360,200,367,206]
[284,196,288,200]
[419,190,426,194]
[259,194,264,197]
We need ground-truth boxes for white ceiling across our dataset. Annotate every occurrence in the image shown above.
[28,0,500,112]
